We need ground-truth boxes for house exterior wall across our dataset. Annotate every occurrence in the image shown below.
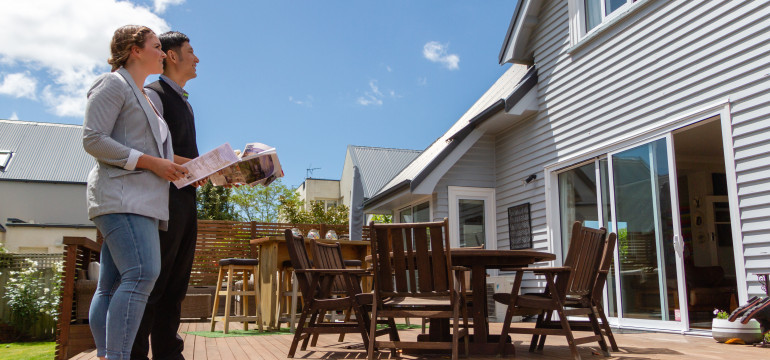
[3,226,96,253]
[0,181,90,225]
[433,134,497,221]
[495,0,770,297]
[296,179,341,209]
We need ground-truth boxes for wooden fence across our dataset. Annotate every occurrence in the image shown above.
[190,220,370,286]
[0,253,63,340]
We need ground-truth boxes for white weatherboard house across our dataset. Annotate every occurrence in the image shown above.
[0,119,96,253]
[365,0,770,334]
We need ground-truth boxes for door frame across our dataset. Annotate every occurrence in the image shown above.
[447,186,497,250]
[543,100,745,331]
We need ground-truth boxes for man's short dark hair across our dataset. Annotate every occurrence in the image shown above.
[158,31,190,53]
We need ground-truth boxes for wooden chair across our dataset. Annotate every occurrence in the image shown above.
[368,219,470,360]
[284,230,372,358]
[494,221,610,359]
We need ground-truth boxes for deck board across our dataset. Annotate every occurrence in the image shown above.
[69,320,769,359]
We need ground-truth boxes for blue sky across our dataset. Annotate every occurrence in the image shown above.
[0,0,516,188]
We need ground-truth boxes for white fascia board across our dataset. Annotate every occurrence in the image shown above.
[411,128,485,195]
[506,87,538,117]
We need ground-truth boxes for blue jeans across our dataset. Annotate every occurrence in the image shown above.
[90,213,161,360]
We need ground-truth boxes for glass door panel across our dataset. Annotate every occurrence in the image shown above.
[611,138,679,321]
[458,199,485,247]
[558,162,600,259]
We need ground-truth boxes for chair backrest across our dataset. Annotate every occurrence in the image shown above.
[311,239,350,294]
[284,229,314,298]
[591,231,618,303]
[369,218,454,299]
[560,221,608,297]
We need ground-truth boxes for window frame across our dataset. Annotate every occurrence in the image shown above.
[396,198,432,224]
[0,150,12,171]
[568,0,639,45]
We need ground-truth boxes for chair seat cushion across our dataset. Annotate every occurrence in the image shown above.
[219,258,259,266]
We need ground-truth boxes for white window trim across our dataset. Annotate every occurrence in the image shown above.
[447,186,497,251]
[568,0,652,51]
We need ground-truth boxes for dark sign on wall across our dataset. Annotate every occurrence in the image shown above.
[508,203,532,249]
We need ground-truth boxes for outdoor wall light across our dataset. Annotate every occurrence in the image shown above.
[524,174,537,184]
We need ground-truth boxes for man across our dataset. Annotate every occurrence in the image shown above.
[131,31,201,360]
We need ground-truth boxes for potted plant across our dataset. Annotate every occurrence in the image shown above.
[712,308,763,344]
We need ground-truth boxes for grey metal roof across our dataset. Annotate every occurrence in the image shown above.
[367,64,530,204]
[347,145,421,199]
[0,119,95,183]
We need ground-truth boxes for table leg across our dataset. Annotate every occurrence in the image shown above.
[470,264,489,343]
[258,244,278,329]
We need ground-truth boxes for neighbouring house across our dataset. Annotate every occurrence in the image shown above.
[0,119,96,253]
[365,0,770,335]
[296,145,421,219]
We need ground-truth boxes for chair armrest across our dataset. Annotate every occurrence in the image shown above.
[452,266,469,272]
[499,266,571,274]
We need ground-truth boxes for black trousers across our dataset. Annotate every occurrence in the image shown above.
[131,188,197,360]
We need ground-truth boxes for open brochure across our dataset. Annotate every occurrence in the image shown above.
[173,142,284,189]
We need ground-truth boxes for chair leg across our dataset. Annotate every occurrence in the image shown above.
[288,300,313,358]
[223,266,234,334]
[556,308,580,360]
[536,310,553,351]
[338,307,352,342]
[210,267,225,332]
[310,310,325,346]
[529,311,546,352]
[254,265,263,332]
[497,300,516,356]
[242,269,249,331]
[302,308,322,351]
[368,305,379,360]
[588,306,610,356]
[596,304,618,351]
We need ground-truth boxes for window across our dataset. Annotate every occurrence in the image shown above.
[398,201,430,223]
[311,199,338,210]
[557,160,611,258]
[0,150,12,171]
[573,0,638,39]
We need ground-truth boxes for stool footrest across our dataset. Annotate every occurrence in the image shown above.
[216,291,258,296]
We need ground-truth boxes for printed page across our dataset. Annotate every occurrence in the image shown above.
[242,142,275,159]
[173,143,239,188]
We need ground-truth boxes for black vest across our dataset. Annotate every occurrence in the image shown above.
[146,79,199,193]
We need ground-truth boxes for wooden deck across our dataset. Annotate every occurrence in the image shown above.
[69,321,768,359]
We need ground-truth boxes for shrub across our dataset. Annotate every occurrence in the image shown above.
[2,260,62,339]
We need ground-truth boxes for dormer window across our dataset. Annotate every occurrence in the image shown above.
[0,150,12,171]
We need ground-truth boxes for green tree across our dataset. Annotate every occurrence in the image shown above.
[279,196,349,225]
[230,179,295,222]
[196,182,237,220]
[369,214,392,224]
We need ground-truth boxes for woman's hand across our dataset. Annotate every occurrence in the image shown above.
[137,154,189,182]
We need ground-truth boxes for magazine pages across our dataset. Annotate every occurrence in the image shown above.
[172,142,284,189]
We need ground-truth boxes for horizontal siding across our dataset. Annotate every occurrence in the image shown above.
[433,135,496,221]
[493,0,770,297]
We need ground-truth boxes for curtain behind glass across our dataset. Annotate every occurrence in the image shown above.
[585,0,602,31]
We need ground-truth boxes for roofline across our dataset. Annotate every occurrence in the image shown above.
[0,178,87,185]
[504,66,538,112]
[498,0,527,65]
[0,119,83,128]
[362,179,410,208]
[412,99,505,190]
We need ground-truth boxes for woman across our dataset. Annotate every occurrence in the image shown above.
[82,25,188,360]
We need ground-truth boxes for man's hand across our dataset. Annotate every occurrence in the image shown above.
[192,178,208,188]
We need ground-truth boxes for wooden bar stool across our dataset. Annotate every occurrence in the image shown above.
[210,258,264,334]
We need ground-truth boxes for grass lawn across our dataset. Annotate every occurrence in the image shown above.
[0,341,55,360]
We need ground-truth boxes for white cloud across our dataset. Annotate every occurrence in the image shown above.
[417,77,427,86]
[0,72,37,99]
[356,80,384,106]
[153,0,186,14]
[9,112,19,120]
[386,65,392,72]
[0,0,170,117]
[289,95,313,107]
[423,41,459,70]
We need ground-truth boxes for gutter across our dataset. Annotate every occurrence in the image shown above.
[505,66,538,112]
[363,180,410,209]
[498,0,526,65]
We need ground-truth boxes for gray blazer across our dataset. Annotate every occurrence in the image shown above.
[82,67,174,229]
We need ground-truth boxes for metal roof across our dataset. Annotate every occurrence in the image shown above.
[366,64,530,205]
[0,119,95,183]
[347,145,421,199]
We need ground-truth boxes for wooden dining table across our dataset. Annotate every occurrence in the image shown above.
[421,248,556,355]
[249,236,370,329]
